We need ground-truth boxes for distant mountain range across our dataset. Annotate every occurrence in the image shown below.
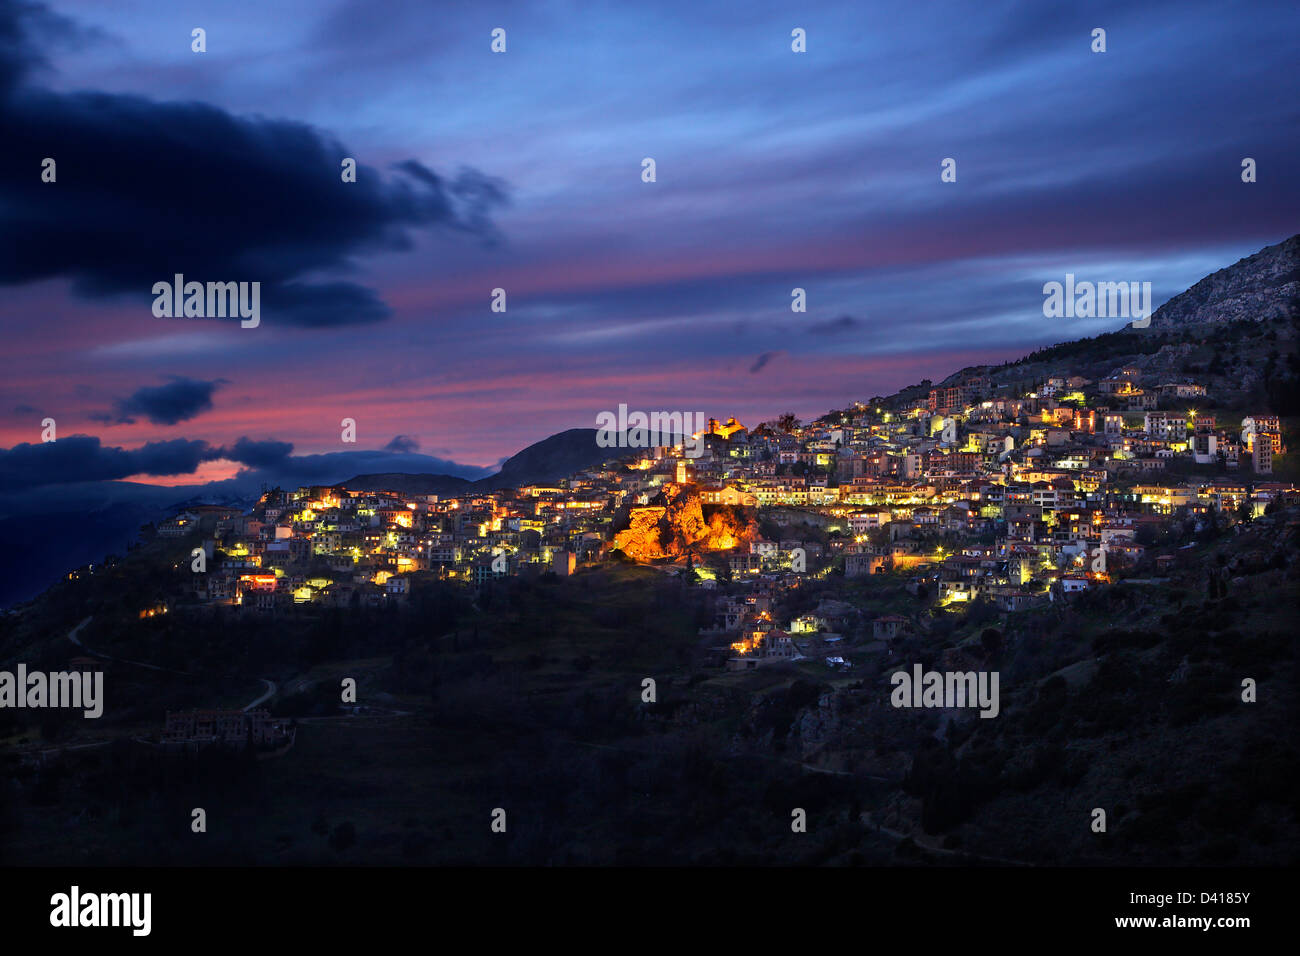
[340,427,618,496]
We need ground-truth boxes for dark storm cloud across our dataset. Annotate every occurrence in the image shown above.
[0,434,213,490]
[0,430,488,493]
[106,376,225,425]
[808,315,861,335]
[0,430,293,491]
[264,281,393,328]
[0,0,508,328]
[749,351,782,373]
[394,162,509,246]
[218,436,294,468]
[383,434,420,453]
[0,0,59,90]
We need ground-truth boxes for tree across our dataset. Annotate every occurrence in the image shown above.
[980,627,1003,659]
[778,412,799,433]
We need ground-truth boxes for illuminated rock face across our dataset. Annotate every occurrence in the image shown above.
[613,506,670,562]
[611,482,756,561]
[703,510,745,551]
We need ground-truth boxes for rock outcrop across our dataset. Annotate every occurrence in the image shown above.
[611,482,756,561]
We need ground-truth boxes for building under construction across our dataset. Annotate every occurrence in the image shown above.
[161,708,291,754]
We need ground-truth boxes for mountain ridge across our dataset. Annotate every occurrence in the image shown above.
[341,428,618,496]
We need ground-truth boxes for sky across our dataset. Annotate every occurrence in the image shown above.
[1,0,1298,496]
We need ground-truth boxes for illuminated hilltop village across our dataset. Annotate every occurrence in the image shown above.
[121,377,1297,670]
